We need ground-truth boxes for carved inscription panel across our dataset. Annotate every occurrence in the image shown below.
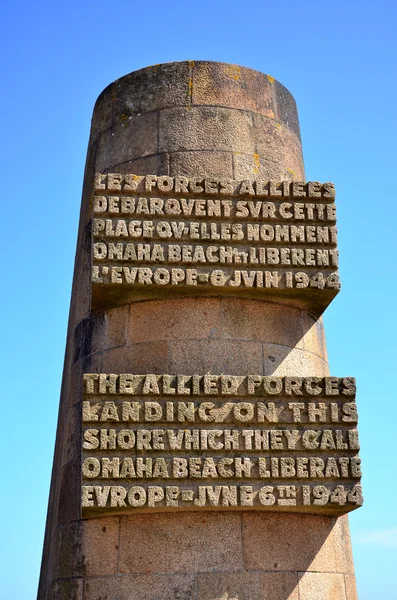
[91,174,340,313]
[81,374,363,516]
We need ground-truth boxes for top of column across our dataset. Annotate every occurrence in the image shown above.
[90,62,339,314]
[91,61,304,181]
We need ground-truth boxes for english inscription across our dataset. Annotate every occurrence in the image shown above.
[81,374,362,516]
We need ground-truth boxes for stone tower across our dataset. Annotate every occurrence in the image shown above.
[38,61,361,600]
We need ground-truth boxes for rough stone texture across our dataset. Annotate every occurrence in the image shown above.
[333,515,356,575]
[113,153,170,177]
[95,112,159,172]
[170,150,234,178]
[81,517,119,577]
[298,573,347,600]
[84,573,196,600]
[49,578,84,600]
[159,106,255,155]
[196,571,300,600]
[233,153,295,181]
[263,343,330,376]
[301,313,328,359]
[242,513,338,572]
[192,62,276,118]
[38,61,357,600]
[221,299,303,346]
[344,574,359,600]
[128,298,222,343]
[118,512,243,574]
[168,339,264,374]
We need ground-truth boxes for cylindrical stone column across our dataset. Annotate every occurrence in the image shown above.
[38,61,358,600]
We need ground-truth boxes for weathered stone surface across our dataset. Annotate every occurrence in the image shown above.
[60,404,82,466]
[274,79,301,140]
[301,313,328,359]
[221,299,303,346]
[56,459,81,525]
[242,513,338,572]
[233,153,294,181]
[113,153,170,177]
[192,62,275,118]
[333,515,356,574]
[49,578,84,600]
[53,522,85,580]
[128,298,222,343]
[197,571,300,600]
[159,107,255,154]
[100,341,169,373]
[344,573,359,600]
[84,573,196,600]
[81,517,119,577]
[118,512,243,574]
[170,150,233,178]
[252,115,285,164]
[298,573,347,600]
[168,339,264,374]
[105,305,129,349]
[95,112,159,172]
[253,114,304,178]
[263,344,330,376]
[111,62,191,119]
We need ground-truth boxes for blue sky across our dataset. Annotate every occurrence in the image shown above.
[1,1,396,598]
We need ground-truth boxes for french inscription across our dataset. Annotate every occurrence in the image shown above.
[81,374,362,516]
[91,174,340,312]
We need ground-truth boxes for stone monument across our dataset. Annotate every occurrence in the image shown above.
[38,61,362,600]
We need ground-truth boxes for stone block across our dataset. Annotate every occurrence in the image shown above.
[112,153,170,177]
[279,126,305,180]
[111,61,190,119]
[56,459,81,525]
[221,299,303,347]
[98,345,135,373]
[298,573,346,600]
[192,62,275,119]
[49,578,84,600]
[170,150,233,178]
[168,339,263,374]
[274,80,301,140]
[81,517,119,576]
[67,356,100,409]
[54,522,85,579]
[100,341,169,373]
[344,574,358,600]
[252,114,304,180]
[105,305,129,349]
[333,516,355,574]
[84,573,196,600]
[128,298,222,343]
[74,314,106,361]
[262,343,329,376]
[242,513,337,572]
[118,512,243,574]
[253,115,285,164]
[88,314,107,356]
[90,84,113,142]
[300,313,328,359]
[233,153,292,181]
[159,106,255,154]
[197,571,299,600]
[95,112,159,172]
[60,403,82,467]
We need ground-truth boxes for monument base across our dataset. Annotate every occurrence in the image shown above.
[48,512,356,599]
